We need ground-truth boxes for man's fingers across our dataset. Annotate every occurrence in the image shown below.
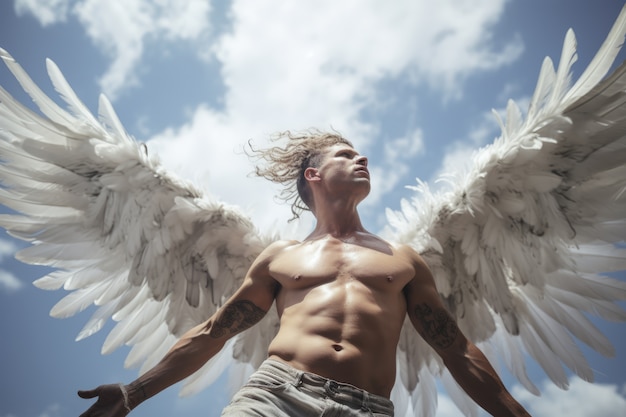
[77,388,99,399]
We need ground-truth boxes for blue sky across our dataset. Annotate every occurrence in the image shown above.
[1,1,626,416]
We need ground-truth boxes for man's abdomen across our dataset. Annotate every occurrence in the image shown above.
[268,284,405,397]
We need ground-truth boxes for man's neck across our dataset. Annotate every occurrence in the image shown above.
[307,200,367,239]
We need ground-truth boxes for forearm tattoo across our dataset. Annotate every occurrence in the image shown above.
[209,300,266,338]
[413,303,458,349]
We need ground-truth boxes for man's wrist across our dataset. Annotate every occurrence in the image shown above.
[118,384,132,413]
[125,381,149,410]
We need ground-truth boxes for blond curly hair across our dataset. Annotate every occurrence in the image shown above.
[249,129,353,219]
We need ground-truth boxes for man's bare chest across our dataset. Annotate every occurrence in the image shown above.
[269,238,415,291]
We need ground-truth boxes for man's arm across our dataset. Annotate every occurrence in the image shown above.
[402,247,531,417]
[78,241,288,417]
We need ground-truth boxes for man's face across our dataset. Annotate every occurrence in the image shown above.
[315,144,371,199]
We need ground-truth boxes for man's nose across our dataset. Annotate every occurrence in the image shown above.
[356,155,368,166]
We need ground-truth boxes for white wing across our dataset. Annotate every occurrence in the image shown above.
[387,6,626,417]
[0,48,278,395]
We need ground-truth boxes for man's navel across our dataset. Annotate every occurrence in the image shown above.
[332,343,343,352]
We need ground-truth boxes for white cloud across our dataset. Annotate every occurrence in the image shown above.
[431,91,532,189]
[153,0,211,41]
[146,106,314,236]
[215,0,522,128]
[366,164,409,209]
[221,0,522,96]
[431,142,477,188]
[71,0,212,99]
[0,270,22,293]
[15,0,212,99]
[147,0,525,227]
[427,379,626,417]
[426,109,500,190]
[14,0,70,26]
[362,129,425,208]
[467,111,501,146]
[14,0,528,232]
[384,129,425,165]
[0,239,22,293]
[513,378,626,417]
[0,238,18,261]
[37,404,62,417]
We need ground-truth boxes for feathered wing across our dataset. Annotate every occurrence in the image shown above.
[387,6,626,417]
[0,48,279,395]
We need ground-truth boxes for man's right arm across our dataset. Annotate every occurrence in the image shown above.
[78,240,289,416]
[402,246,531,417]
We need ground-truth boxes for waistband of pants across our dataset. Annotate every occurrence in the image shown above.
[260,359,394,415]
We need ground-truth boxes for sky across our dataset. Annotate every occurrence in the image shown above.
[0,1,626,416]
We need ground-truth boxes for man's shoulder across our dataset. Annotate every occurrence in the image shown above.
[259,239,301,258]
[392,242,419,255]
[368,235,417,256]
[384,240,426,265]
[248,239,301,275]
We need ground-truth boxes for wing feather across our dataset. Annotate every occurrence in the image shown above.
[46,58,101,129]
[0,48,279,394]
[0,49,85,131]
[77,298,123,341]
[387,6,626,416]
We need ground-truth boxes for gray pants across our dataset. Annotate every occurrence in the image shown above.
[221,359,394,416]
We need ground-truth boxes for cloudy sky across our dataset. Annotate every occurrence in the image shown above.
[1,1,626,416]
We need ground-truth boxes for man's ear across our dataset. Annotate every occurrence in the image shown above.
[304,167,320,182]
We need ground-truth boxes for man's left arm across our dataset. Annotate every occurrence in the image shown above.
[402,247,531,417]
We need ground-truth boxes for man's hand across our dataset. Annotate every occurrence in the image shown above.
[78,384,130,417]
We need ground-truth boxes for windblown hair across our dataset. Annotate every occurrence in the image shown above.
[249,129,353,220]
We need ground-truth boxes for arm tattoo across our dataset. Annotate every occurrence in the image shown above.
[413,303,458,349]
[209,300,266,338]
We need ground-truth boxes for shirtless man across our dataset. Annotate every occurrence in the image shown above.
[78,131,530,416]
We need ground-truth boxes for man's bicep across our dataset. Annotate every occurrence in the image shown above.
[206,244,282,339]
[205,274,277,339]
[232,264,279,310]
[207,298,268,339]
[227,240,289,309]
[404,253,464,352]
[408,299,460,350]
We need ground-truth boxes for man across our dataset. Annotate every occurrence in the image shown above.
[78,131,530,416]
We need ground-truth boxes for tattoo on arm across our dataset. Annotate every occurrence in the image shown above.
[209,300,266,339]
[413,303,458,349]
